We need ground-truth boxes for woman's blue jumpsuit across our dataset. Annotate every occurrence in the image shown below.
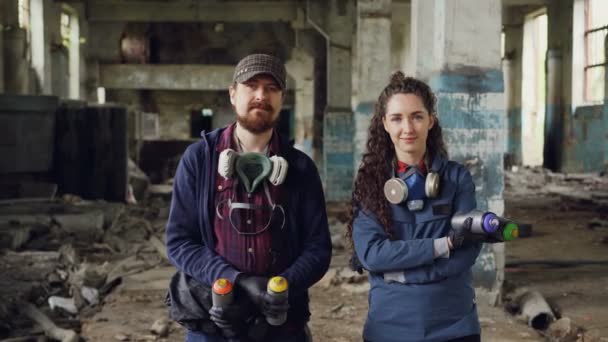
[353,155,482,342]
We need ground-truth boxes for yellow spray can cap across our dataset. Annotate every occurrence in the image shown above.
[268,276,288,293]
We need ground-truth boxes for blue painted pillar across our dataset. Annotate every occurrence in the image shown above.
[424,0,506,304]
[323,0,355,202]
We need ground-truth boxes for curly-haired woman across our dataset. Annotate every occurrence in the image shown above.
[347,72,482,342]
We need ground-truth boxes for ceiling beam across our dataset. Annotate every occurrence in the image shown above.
[87,1,299,22]
[502,0,548,7]
[99,64,235,91]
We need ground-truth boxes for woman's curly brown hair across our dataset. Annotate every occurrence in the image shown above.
[346,71,448,245]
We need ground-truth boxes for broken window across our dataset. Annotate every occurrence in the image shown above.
[584,0,608,103]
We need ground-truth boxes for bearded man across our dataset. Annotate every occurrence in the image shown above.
[165,54,331,342]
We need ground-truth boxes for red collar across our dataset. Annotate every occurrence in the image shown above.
[396,159,427,174]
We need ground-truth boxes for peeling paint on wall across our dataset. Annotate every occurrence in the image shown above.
[432,69,506,292]
[324,111,355,202]
[563,105,607,172]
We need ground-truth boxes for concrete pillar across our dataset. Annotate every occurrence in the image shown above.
[323,0,355,202]
[544,49,563,171]
[353,0,391,171]
[503,8,524,167]
[0,22,4,93]
[391,1,412,74]
[424,0,505,304]
[411,0,434,82]
[604,34,608,171]
[545,1,573,172]
[285,46,315,158]
[0,0,9,93]
[2,0,29,94]
[4,27,30,94]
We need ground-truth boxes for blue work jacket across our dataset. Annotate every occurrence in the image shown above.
[165,127,332,326]
[353,154,482,342]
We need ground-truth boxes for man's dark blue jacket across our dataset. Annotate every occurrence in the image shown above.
[165,126,332,324]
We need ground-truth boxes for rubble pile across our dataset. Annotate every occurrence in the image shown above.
[0,192,172,341]
[505,166,608,212]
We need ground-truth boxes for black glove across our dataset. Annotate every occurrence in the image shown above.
[349,253,365,274]
[449,217,473,249]
[208,303,248,338]
[236,275,289,319]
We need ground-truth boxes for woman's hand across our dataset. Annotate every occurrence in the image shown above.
[448,217,473,249]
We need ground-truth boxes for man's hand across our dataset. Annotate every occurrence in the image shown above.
[449,217,473,249]
[208,303,247,338]
[236,275,289,319]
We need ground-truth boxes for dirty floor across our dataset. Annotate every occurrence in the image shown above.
[2,167,608,341]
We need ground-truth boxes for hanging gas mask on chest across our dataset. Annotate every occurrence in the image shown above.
[218,148,288,192]
[216,148,289,235]
[383,165,440,212]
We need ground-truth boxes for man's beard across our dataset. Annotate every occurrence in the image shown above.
[236,102,279,134]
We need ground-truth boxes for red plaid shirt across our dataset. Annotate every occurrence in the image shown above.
[213,123,285,276]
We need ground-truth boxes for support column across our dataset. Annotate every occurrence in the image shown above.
[285,46,315,158]
[545,0,573,171]
[604,34,608,171]
[426,0,505,304]
[411,0,435,82]
[323,0,355,202]
[503,8,524,167]
[353,0,391,171]
[2,0,29,94]
[544,49,563,171]
[0,18,4,93]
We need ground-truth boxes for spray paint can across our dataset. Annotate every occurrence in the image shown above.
[266,276,288,326]
[212,278,236,338]
[451,209,500,235]
[497,217,519,241]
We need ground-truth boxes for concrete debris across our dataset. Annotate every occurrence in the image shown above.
[588,218,608,230]
[546,317,572,340]
[129,158,151,202]
[339,282,370,294]
[0,190,174,340]
[81,286,100,305]
[114,333,131,341]
[53,212,105,241]
[148,184,173,200]
[48,296,78,315]
[21,300,79,342]
[318,266,367,289]
[506,167,608,211]
[150,318,170,337]
[331,233,345,250]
